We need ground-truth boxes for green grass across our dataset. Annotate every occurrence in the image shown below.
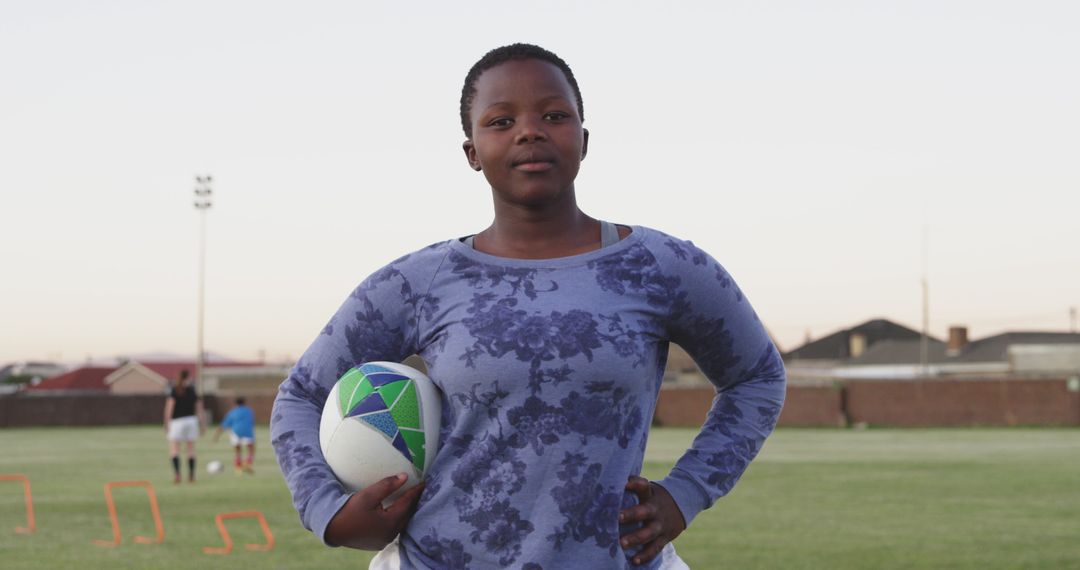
[1,427,1078,569]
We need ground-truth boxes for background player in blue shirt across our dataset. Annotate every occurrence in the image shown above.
[215,396,256,475]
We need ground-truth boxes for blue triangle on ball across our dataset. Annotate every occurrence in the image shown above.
[359,411,398,438]
[346,393,388,418]
[391,432,413,462]
[359,364,408,387]
[359,363,393,376]
[367,371,409,388]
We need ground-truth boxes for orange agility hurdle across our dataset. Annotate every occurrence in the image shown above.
[0,474,35,534]
[92,480,165,547]
[202,510,275,555]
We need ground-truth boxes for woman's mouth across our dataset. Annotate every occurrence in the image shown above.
[513,160,554,172]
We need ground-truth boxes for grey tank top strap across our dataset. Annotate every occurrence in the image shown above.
[464,220,619,250]
[599,220,619,248]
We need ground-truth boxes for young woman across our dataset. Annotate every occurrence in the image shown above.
[164,369,204,484]
[272,44,786,569]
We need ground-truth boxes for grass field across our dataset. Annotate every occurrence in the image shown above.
[1,426,1078,569]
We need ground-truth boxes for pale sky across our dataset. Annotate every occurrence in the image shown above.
[2,1,1078,365]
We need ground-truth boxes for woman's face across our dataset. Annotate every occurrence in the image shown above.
[463,59,588,209]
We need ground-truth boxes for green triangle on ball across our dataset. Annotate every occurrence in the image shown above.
[400,428,426,472]
[338,369,375,416]
[389,382,421,429]
[377,379,409,409]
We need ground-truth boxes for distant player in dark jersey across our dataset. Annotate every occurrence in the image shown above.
[164,369,204,484]
[214,396,256,475]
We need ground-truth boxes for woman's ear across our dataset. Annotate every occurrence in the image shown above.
[581,128,589,161]
[462,140,482,171]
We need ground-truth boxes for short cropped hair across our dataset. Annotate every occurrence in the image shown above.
[459,43,584,138]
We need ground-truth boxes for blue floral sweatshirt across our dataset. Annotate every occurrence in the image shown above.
[271,226,786,569]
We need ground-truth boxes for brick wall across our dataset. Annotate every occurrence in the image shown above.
[654,384,845,428]
[0,394,168,427]
[652,378,1079,428]
[845,378,1080,427]
[652,388,714,428]
[3,379,1077,428]
[777,384,847,427]
[0,394,277,428]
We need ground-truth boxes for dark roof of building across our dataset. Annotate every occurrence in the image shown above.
[25,367,116,392]
[948,332,1080,363]
[784,318,936,361]
[847,339,949,365]
[794,325,1080,366]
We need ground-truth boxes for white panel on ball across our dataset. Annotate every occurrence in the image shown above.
[324,417,419,492]
[318,361,441,504]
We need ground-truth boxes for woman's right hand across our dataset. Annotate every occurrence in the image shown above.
[325,473,425,550]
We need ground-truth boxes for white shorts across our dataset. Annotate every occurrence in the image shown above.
[368,540,690,569]
[229,433,255,446]
[167,416,200,442]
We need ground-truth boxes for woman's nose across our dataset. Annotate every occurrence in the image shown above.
[514,117,547,144]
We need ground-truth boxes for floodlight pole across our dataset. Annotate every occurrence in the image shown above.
[194,176,213,395]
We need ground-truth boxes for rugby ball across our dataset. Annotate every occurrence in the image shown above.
[319,361,441,501]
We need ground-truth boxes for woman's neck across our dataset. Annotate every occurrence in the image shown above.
[476,194,600,259]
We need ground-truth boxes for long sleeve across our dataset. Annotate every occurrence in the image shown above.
[652,236,786,526]
[270,246,445,544]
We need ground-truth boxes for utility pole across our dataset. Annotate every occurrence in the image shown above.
[919,226,929,377]
[193,175,213,394]
[1071,306,1077,333]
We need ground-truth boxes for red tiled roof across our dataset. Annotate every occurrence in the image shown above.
[25,367,116,392]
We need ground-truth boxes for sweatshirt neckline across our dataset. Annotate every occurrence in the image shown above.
[447,225,646,269]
